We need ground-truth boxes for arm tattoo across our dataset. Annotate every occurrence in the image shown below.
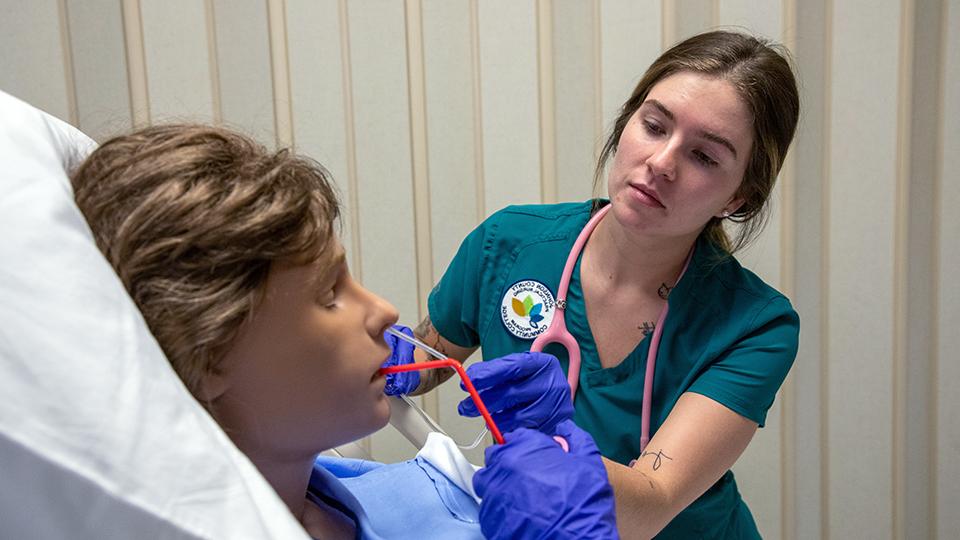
[414,317,448,356]
[638,448,673,471]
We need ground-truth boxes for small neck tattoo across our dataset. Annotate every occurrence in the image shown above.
[638,321,656,338]
[657,282,673,300]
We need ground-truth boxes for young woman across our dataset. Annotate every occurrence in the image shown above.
[409,30,801,539]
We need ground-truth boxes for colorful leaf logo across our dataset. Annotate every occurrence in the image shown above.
[512,297,526,316]
[511,295,545,326]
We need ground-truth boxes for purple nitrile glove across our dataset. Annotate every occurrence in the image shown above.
[457,351,574,434]
[382,324,419,396]
[473,419,619,540]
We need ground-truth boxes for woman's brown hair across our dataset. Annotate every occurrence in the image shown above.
[595,30,800,254]
[71,124,340,395]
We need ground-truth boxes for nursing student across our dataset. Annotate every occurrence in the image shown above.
[397,30,802,539]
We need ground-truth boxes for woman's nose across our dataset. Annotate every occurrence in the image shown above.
[647,141,677,181]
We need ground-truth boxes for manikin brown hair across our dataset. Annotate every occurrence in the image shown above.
[72,124,341,395]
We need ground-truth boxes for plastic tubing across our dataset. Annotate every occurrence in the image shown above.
[378,360,505,445]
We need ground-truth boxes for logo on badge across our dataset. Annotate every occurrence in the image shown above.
[500,280,556,340]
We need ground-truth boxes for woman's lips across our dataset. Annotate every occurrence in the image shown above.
[629,183,665,208]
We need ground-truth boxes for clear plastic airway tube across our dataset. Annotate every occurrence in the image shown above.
[382,328,504,445]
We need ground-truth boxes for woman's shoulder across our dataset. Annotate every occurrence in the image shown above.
[473,200,596,247]
[485,200,594,228]
[690,238,798,324]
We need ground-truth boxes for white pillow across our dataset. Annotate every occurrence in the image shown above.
[0,90,309,539]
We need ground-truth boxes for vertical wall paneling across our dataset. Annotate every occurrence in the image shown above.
[204,0,222,125]
[893,0,915,536]
[936,3,960,537]
[600,1,661,130]
[65,0,132,140]
[903,1,941,535]
[266,0,293,148]
[210,0,276,145]
[779,3,798,537]
[403,0,433,321]
[139,0,215,122]
[57,0,78,127]
[537,0,557,205]
[715,5,786,536]
[284,0,355,271]
[346,0,420,463]
[552,0,597,203]
[788,0,829,536]
[422,0,489,463]
[421,0,480,278]
[665,0,717,46]
[477,0,541,212]
[827,1,901,538]
[0,0,72,121]
[120,0,150,128]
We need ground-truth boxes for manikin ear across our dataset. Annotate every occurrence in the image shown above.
[196,367,230,403]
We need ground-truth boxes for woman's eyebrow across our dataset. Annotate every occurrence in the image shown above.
[643,99,739,159]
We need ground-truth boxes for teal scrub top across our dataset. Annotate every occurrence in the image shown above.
[428,201,799,539]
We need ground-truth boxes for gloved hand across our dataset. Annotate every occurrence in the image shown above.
[474,419,619,540]
[457,352,573,433]
[382,324,419,396]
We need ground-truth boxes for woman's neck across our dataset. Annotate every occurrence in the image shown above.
[585,212,698,294]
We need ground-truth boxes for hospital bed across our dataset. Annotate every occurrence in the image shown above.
[0,89,442,539]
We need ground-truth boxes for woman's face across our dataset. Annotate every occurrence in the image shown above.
[607,71,753,240]
[211,241,398,459]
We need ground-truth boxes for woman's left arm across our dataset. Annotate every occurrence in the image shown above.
[604,392,757,540]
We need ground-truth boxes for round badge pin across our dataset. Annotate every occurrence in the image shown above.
[500,279,556,340]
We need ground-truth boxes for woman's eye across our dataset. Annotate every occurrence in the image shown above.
[643,120,665,136]
[693,150,718,167]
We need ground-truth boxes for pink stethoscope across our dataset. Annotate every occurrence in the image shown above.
[530,204,693,452]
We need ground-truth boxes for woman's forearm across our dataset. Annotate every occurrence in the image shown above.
[604,457,677,540]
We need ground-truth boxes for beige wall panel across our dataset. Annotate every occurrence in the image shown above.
[714,5,785,537]
[345,0,420,463]
[905,1,942,536]
[65,0,132,140]
[422,0,479,276]
[0,0,71,121]
[827,1,901,538]
[717,0,781,39]
[284,0,355,271]
[422,0,490,465]
[937,3,960,536]
[140,0,215,122]
[668,0,717,44]
[789,1,828,536]
[552,0,597,203]
[598,0,661,130]
[477,0,541,213]
[212,0,276,146]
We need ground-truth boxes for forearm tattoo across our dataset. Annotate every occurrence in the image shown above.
[414,317,448,357]
[638,448,673,471]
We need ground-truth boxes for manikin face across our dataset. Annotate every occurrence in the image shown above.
[209,241,398,460]
[607,71,754,241]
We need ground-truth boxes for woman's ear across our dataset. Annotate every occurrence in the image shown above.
[717,196,745,218]
[196,368,230,403]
